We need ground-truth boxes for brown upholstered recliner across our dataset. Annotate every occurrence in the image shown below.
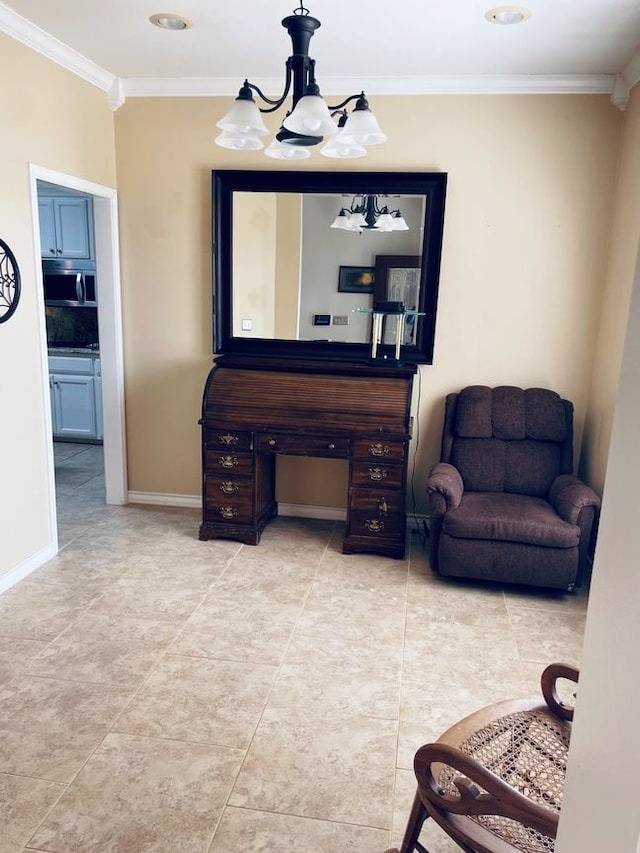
[427,386,600,590]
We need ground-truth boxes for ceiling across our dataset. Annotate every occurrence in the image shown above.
[1,0,640,105]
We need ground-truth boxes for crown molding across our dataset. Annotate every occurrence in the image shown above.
[622,47,640,90]
[0,2,623,110]
[0,1,115,92]
[610,46,640,110]
[122,73,616,100]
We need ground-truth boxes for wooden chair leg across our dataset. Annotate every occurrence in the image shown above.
[385,788,431,853]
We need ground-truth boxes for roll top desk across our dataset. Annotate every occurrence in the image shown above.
[199,356,416,559]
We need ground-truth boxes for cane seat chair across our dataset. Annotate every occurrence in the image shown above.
[386,662,578,853]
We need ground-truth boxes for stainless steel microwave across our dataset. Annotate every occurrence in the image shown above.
[43,259,97,307]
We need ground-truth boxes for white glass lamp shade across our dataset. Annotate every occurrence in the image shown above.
[264,139,311,160]
[215,130,264,151]
[320,133,367,159]
[330,211,351,229]
[348,212,367,229]
[391,213,409,231]
[283,95,338,137]
[375,212,395,231]
[216,98,269,136]
[339,108,387,146]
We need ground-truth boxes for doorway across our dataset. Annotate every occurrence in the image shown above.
[30,164,127,551]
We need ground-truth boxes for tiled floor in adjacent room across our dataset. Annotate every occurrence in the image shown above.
[0,443,589,852]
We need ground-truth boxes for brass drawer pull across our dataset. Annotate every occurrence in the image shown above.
[219,433,239,446]
[219,455,238,469]
[328,442,335,450]
[220,481,238,495]
[378,497,388,515]
[268,438,277,447]
[368,467,387,482]
[369,442,389,457]
[365,519,385,532]
[218,506,238,519]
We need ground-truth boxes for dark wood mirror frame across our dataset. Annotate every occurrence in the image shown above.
[212,169,447,364]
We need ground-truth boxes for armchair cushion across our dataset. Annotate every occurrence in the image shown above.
[448,438,563,497]
[504,440,562,496]
[441,493,580,549]
[454,386,567,442]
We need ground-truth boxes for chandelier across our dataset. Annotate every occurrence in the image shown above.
[214,3,387,160]
[330,195,409,233]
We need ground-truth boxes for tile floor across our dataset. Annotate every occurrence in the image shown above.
[0,442,589,853]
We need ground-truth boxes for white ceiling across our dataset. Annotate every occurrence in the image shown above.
[1,0,640,104]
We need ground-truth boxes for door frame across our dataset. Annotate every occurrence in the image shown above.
[29,164,128,528]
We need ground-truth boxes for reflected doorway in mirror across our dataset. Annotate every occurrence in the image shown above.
[374,255,421,346]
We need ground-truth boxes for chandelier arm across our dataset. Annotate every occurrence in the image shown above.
[326,92,365,112]
[245,64,293,113]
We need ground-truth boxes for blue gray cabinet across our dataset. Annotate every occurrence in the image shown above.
[49,354,102,441]
[39,196,94,260]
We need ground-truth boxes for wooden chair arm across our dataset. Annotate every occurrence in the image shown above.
[414,742,560,840]
[541,662,579,721]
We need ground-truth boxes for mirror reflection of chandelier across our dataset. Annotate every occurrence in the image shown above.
[330,195,409,233]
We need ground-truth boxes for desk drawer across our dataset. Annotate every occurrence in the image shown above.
[348,509,405,540]
[204,449,254,477]
[203,500,254,526]
[350,487,403,516]
[352,438,406,462]
[204,475,253,505]
[256,433,349,458]
[350,461,404,489]
[203,476,253,524]
[204,429,253,451]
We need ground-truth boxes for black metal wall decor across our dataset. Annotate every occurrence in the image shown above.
[0,238,21,323]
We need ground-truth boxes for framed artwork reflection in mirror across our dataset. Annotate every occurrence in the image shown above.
[338,266,375,294]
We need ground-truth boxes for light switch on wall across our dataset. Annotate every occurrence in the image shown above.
[241,319,252,331]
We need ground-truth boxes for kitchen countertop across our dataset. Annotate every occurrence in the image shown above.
[48,347,100,356]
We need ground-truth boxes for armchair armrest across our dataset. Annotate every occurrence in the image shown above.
[427,462,464,511]
[549,474,601,525]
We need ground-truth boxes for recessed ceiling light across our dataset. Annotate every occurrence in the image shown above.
[149,12,192,30]
[484,6,531,25]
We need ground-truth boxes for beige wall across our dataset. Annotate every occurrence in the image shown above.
[233,193,276,337]
[582,85,640,494]
[114,94,621,511]
[0,34,116,580]
[274,194,301,339]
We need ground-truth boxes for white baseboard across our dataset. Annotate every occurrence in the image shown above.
[0,542,57,595]
[127,491,201,508]
[277,502,347,521]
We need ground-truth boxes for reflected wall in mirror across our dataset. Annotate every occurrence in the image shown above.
[213,170,447,363]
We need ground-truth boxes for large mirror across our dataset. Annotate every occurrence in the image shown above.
[213,170,447,363]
